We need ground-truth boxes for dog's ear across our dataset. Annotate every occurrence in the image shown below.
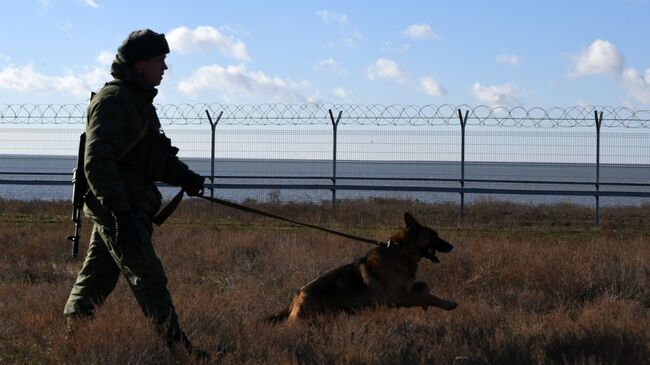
[404,212,420,230]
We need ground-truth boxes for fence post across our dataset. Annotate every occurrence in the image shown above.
[458,109,469,223]
[329,109,342,210]
[594,110,603,225]
[205,110,223,202]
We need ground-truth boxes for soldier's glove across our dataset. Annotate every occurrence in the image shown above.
[112,209,139,248]
[180,170,205,196]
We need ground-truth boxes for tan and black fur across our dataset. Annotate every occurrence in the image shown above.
[266,212,457,323]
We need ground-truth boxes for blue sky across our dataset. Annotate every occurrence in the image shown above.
[0,0,649,108]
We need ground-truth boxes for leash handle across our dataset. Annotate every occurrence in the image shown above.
[197,195,383,246]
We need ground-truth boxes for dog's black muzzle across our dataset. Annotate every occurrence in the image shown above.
[422,238,453,263]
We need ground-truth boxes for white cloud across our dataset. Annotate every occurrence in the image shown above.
[177,63,311,103]
[167,26,250,62]
[36,0,50,10]
[622,100,636,110]
[0,64,105,98]
[341,29,364,47]
[367,58,408,84]
[315,58,346,74]
[317,11,362,48]
[82,0,99,8]
[381,41,410,54]
[317,10,348,24]
[319,58,337,68]
[96,51,113,66]
[419,77,447,97]
[320,41,337,49]
[321,31,363,49]
[57,22,73,37]
[0,49,112,100]
[472,82,521,107]
[621,67,650,104]
[496,54,520,66]
[403,24,439,40]
[321,32,363,49]
[571,39,623,77]
[218,25,251,37]
[570,39,650,104]
[332,86,352,99]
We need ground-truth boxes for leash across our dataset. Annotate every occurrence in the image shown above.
[196,194,384,246]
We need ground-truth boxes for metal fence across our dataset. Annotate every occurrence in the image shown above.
[1,103,649,224]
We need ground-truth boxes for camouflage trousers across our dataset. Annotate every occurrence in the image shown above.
[63,214,188,347]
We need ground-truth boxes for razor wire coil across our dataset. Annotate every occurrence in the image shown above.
[1,103,649,128]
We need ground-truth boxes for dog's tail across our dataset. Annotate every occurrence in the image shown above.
[263,308,290,324]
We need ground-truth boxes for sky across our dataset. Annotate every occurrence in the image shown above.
[0,0,649,108]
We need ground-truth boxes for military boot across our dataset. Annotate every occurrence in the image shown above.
[64,314,93,341]
[166,329,214,362]
[64,316,74,341]
[181,335,211,361]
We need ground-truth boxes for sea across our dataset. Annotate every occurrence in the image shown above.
[1,155,649,207]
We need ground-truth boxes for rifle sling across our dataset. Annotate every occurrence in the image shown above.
[153,189,184,226]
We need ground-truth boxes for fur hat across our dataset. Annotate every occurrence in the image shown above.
[116,29,169,64]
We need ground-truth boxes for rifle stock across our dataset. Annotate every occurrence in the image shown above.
[67,132,87,258]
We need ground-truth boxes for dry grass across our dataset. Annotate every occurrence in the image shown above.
[0,197,648,364]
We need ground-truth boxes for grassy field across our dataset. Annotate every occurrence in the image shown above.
[0,198,648,364]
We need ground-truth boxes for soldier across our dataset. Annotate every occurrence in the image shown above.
[63,29,211,360]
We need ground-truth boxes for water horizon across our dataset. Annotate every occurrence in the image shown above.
[1,155,649,206]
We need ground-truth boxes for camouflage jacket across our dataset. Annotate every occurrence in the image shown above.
[83,78,192,221]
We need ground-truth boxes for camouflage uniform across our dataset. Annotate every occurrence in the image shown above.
[64,29,204,353]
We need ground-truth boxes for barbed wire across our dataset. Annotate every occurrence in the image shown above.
[1,103,649,128]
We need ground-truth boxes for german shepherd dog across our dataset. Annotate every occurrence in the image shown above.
[266,212,457,323]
